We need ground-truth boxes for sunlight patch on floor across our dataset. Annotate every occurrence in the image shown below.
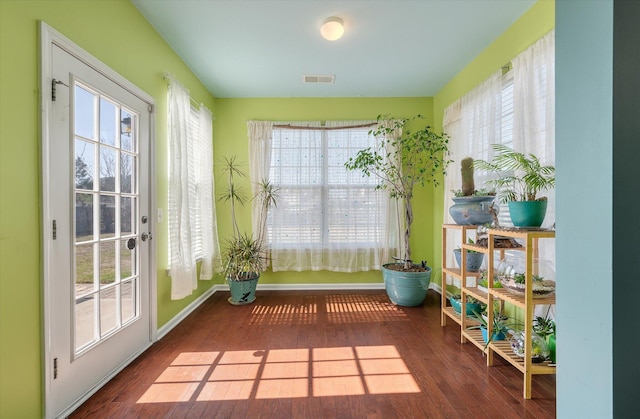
[249,294,409,326]
[137,345,420,403]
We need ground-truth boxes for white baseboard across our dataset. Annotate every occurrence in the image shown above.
[156,284,222,339]
[255,282,385,291]
[429,282,443,295]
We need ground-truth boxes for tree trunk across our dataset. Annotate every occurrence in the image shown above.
[403,197,413,270]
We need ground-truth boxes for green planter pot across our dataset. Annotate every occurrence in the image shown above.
[227,273,259,305]
[508,200,548,227]
[382,263,432,307]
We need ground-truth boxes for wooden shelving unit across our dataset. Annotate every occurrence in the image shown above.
[440,224,484,343]
[484,227,556,399]
[441,224,556,399]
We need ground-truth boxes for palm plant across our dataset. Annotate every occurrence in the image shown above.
[219,156,278,280]
[344,115,451,270]
[473,144,555,203]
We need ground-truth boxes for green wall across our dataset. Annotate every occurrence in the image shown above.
[0,1,216,416]
[213,97,435,285]
[432,0,554,292]
[0,0,556,416]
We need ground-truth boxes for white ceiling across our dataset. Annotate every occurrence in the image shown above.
[132,0,536,98]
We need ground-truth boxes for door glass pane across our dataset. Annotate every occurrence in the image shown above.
[99,241,116,286]
[100,98,117,147]
[75,294,96,350]
[120,239,135,280]
[121,279,136,323]
[75,243,95,292]
[75,86,95,140]
[121,153,134,194]
[72,80,142,355]
[99,195,116,238]
[120,196,134,236]
[121,109,134,152]
[75,139,95,190]
[100,287,117,335]
[76,193,94,241]
[99,147,117,192]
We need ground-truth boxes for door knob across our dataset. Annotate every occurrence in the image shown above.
[141,232,153,241]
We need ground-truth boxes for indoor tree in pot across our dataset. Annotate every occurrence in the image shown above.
[345,115,451,306]
[219,156,278,305]
[474,144,555,227]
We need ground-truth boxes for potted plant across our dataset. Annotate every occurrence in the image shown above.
[448,294,486,316]
[474,144,555,227]
[470,309,521,350]
[453,238,485,272]
[449,156,497,225]
[533,307,556,363]
[345,115,452,306]
[219,156,278,305]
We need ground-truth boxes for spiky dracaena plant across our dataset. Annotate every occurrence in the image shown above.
[473,144,555,203]
[345,115,452,270]
[219,156,278,280]
[460,157,475,196]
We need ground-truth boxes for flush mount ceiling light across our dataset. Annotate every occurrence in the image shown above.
[320,17,344,41]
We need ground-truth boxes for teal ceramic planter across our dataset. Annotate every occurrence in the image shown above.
[449,296,483,316]
[481,326,506,343]
[382,263,432,307]
[508,200,548,227]
[227,273,259,305]
[449,196,497,225]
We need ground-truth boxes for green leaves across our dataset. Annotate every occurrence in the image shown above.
[473,144,555,203]
[344,114,452,263]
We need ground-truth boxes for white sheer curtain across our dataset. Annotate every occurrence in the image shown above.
[442,71,503,285]
[442,30,555,289]
[512,30,555,230]
[247,120,274,246]
[249,120,398,272]
[168,77,220,300]
[198,106,222,279]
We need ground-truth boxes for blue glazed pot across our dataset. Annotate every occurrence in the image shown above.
[227,273,259,305]
[453,248,485,272]
[382,263,432,307]
[481,326,506,343]
[449,296,483,316]
[508,200,548,227]
[449,196,497,225]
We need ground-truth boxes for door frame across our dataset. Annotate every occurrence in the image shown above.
[40,22,157,418]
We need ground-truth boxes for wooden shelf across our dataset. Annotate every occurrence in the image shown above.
[462,286,488,304]
[461,328,486,351]
[489,288,556,308]
[485,227,556,399]
[489,340,556,374]
[443,223,556,399]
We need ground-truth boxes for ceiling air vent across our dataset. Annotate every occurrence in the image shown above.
[303,74,335,84]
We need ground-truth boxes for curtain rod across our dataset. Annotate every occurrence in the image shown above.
[163,72,203,109]
[273,122,377,131]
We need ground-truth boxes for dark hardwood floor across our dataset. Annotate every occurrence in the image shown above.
[70,290,555,418]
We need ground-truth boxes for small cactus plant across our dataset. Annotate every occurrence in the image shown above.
[461,157,475,196]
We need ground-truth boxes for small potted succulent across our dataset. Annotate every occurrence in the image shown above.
[453,238,485,272]
[449,156,497,225]
[448,294,486,316]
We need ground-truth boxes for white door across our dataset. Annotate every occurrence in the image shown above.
[43,31,154,418]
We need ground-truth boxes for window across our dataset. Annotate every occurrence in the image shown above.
[262,122,396,272]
